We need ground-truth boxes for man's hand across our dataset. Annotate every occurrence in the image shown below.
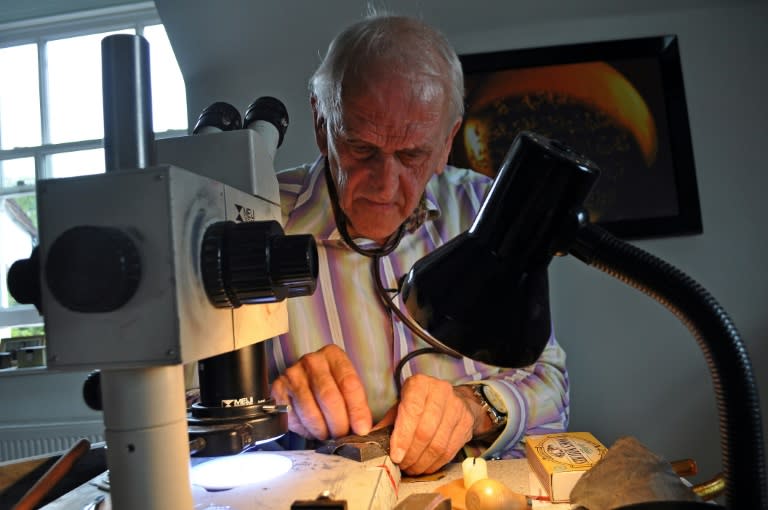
[270,345,372,440]
[375,374,482,475]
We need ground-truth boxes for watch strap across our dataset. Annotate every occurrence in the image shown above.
[471,384,507,430]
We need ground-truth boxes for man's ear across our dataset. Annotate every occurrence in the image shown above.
[311,96,328,156]
[435,118,462,176]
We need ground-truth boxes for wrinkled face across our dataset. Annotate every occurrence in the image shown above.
[313,72,461,244]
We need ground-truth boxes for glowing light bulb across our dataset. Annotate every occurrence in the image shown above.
[190,452,292,491]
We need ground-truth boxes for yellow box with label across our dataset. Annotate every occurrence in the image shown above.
[525,431,608,503]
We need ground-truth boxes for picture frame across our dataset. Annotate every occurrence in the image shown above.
[451,35,702,239]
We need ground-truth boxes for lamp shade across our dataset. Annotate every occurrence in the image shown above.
[401,132,599,367]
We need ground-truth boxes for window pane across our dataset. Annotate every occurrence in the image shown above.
[49,148,105,178]
[143,25,188,133]
[1,193,38,310]
[1,157,36,191]
[0,44,42,150]
[47,30,133,144]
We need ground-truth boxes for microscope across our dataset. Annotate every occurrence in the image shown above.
[6,34,317,508]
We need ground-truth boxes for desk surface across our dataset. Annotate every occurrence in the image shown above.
[400,458,567,509]
[41,452,569,509]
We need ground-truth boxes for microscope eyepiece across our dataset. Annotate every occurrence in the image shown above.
[192,101,243,134]
[243,96,289,147]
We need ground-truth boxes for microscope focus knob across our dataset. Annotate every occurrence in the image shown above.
[201,220,318,308]
[7,247,42,314]
[82,370,102,411]
[45,226,142,313]
[270,234,320,298]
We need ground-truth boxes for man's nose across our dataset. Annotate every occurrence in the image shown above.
[367,155,399,199]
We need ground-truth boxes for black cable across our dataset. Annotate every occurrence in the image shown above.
[371,255,461,397]
[392,347,446,397]
[371,255,461,357]
[322,159,462,398]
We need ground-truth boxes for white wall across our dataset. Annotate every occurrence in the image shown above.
[156,0,768,482]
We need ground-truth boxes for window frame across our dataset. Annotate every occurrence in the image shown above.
[0,2,188,330]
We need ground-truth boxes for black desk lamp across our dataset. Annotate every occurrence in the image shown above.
[400,131,765,509]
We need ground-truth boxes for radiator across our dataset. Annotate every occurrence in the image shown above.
[0,421,104,462]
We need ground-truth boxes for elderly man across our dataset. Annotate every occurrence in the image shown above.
[269,13,568,475]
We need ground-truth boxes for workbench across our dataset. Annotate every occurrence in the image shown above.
[36,451,569,509]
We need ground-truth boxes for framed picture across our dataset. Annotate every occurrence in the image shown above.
[451,35,702,239]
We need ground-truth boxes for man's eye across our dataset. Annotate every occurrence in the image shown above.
[350,146,375,158]
[398,151,426,165]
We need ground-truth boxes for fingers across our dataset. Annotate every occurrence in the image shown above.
[293,347,349,438]
[423,402,473,474]
[270,345,371,440]
[270,375,313,438]
[325,346,372,436]
[282,360,336,439]
[389,375,474,475]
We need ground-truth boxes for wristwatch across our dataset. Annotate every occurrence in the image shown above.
[471,384,508,430]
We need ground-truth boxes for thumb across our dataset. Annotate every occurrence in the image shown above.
[372,403,398,431]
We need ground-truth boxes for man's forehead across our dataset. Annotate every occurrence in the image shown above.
[348,68,444,103]
[333,113,441,151]
[335,95,449,142]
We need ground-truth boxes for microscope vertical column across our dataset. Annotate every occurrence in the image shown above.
[101,367,192,508]
[99,34,193,508]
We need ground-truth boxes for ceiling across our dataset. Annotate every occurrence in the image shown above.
[0,0,146,26]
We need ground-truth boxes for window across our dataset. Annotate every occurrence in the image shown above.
[0,4,188,337]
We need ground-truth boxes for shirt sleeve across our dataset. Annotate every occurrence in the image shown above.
[464,330,570,460]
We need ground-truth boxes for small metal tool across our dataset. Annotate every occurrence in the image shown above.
[291,490,348,509]
[82,493,105,510]
[315,426,392,462]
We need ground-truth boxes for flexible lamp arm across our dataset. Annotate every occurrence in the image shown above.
[401,131,765,508]
[569,222,766,509]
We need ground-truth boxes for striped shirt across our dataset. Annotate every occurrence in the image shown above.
[270,156,569,458]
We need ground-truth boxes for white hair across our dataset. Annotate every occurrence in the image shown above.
[309,12,465,132]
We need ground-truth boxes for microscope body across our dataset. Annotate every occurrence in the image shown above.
[39,151,287,370]
[3,34,317,508]
[22,128,300,509]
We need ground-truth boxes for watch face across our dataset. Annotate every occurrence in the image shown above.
[481,385,508,414]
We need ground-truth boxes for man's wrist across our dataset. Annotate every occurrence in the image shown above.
[454,384,506,439]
